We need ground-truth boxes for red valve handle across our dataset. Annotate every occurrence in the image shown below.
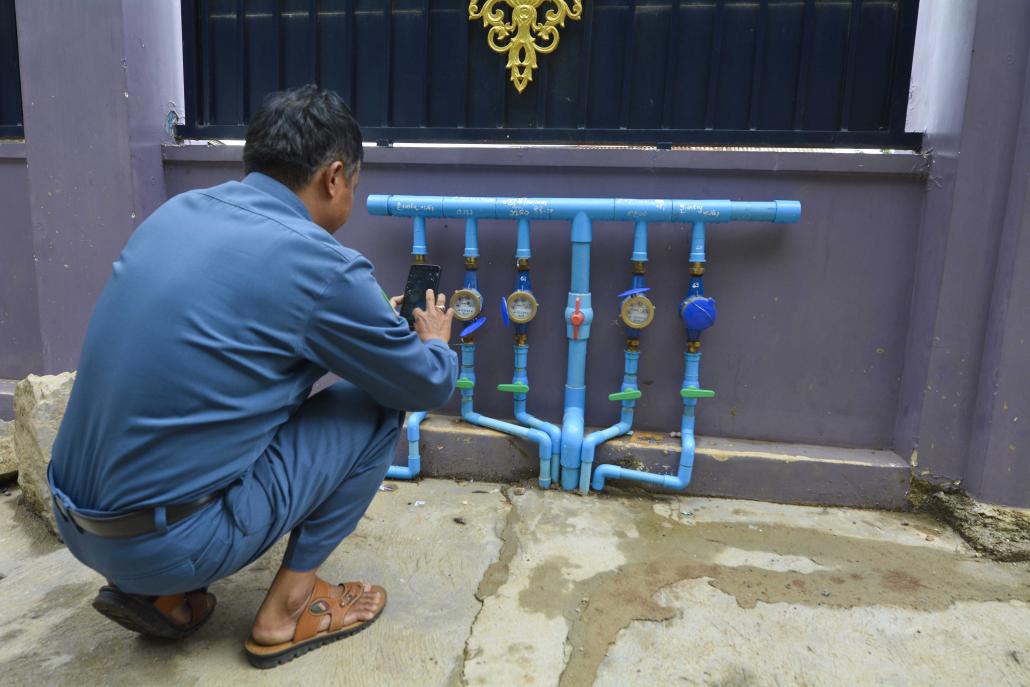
[571,296,585,340]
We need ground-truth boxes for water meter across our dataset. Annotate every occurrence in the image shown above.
[620,293,655,329]
[450,288,484,322]
[505,290,539,324]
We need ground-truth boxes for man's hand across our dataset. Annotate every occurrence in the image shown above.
[412,289,453,344]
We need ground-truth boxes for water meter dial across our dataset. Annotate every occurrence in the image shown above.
[506,290,539,324]
[450,288,484,322]
[620,294,655,329]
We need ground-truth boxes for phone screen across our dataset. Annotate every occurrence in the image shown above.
[399,264,442,327]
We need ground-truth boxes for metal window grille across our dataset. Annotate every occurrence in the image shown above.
[180,0,921,148]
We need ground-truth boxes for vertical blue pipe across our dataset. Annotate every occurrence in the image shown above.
[516,218,531,259]
[412,216,427,257]
[632,220,648,263]
[578,349,639,493]
[464,218,479,258]
[690,221,705,263]
[561,212,593,490]
[386,411,427,479]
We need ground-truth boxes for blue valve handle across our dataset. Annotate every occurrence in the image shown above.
[681,296,717,332]
[618,286,652,298]
[500,296,510,328]
[460,316,487,338]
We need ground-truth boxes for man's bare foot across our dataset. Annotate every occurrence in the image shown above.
[250,568,384,646]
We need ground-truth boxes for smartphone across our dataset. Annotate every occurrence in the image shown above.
[399,263,442,328]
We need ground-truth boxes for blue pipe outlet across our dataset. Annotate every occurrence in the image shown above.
[386,411,427,479]
[591,351,702,492]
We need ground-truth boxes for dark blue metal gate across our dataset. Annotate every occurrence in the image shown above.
[180,0,921,148]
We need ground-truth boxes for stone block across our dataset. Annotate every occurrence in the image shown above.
[14,373,76,534]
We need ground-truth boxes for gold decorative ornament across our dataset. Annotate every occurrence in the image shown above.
[468,1,583,93]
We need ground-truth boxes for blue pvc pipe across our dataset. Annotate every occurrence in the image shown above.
[459,341,555,487]
[368,195,802,224]
[591,351,701,492]
[632,220,648,262]
[512,344,561,487]
[516,218,531,259]
[560,212,593,490]
[412,216,427,257]
[464,218,479,258]
[578,349,639,493]
[690,222,706,263]
[386,411,427,479]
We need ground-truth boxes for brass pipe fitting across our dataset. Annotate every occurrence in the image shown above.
[516,258,530,271]
[689,262,705,276]
[687,340,701,354]
[515,333,528,346]
[626,338,641,351]
[413,254,426,265]
[632,261,647,275]
[465,256,478,270]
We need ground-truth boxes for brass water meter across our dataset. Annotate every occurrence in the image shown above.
[505,290,539,324]
[450,288,484,322]
[620,293,655,329]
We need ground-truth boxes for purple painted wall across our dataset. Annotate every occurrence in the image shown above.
[0,149,42,380]
[164,149,926,450]
[5,0,1028,505]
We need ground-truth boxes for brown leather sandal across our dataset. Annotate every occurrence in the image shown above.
[92,585,216,640]
[244,579,387,669]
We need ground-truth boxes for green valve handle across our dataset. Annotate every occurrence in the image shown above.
[608,389,642,402]
[680,387,715,399]
[497,382,529,394]
[456,378,475,390]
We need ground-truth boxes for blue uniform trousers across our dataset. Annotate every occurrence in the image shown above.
[51,380,402,595]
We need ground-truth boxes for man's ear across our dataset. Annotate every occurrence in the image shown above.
[323,160,346,198]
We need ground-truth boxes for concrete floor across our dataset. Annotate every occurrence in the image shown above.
[0,480,1028,687]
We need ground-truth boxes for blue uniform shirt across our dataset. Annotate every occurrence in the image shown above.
[51,172,457,512]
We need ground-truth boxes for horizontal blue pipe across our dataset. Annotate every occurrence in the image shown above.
[386,411,427,480]
[590,410,695,491]
[368,195,802,224]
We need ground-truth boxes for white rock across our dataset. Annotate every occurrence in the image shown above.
[14,372,76,535]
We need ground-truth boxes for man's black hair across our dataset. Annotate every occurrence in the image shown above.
[243,85,363,191]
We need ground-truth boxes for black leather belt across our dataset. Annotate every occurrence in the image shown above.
[53,491,222,539]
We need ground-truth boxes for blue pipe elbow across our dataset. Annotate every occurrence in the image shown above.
[386,411,428,480]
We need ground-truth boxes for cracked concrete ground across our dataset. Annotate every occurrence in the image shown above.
[1,480,1029,686]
